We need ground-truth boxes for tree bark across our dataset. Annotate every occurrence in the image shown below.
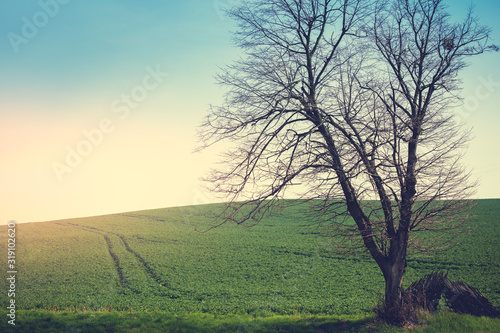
[383,249,407,309]
[380,229,410,324]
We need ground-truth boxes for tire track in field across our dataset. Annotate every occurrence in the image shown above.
[67,223,121,237]
[103,235,126,288]
[119,213,168,222]
[66,223,126,289]
[66,222,171,292]
[117,235,172,290]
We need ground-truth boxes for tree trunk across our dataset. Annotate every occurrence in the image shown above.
[379,232,410,325]
[384,258,406,310]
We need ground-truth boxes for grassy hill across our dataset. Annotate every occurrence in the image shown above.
[1,199,499,331]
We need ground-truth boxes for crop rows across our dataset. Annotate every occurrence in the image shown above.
[0,200,498,315]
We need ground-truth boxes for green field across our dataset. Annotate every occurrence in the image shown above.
[1,199,499,331]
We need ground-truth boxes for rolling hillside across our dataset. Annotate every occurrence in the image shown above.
[1,199,499,316]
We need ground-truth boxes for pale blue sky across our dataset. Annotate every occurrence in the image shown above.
[1,0,499,224]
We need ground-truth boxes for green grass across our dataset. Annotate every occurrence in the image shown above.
[1,310,499,332]
[0,310,372,333]
[0,199,499,331]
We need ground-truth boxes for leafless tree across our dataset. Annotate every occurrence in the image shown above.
[198,0,496,325]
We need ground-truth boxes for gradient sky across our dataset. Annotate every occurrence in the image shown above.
[1,0,499,224]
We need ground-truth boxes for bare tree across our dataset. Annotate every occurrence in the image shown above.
[198,0,496,325]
